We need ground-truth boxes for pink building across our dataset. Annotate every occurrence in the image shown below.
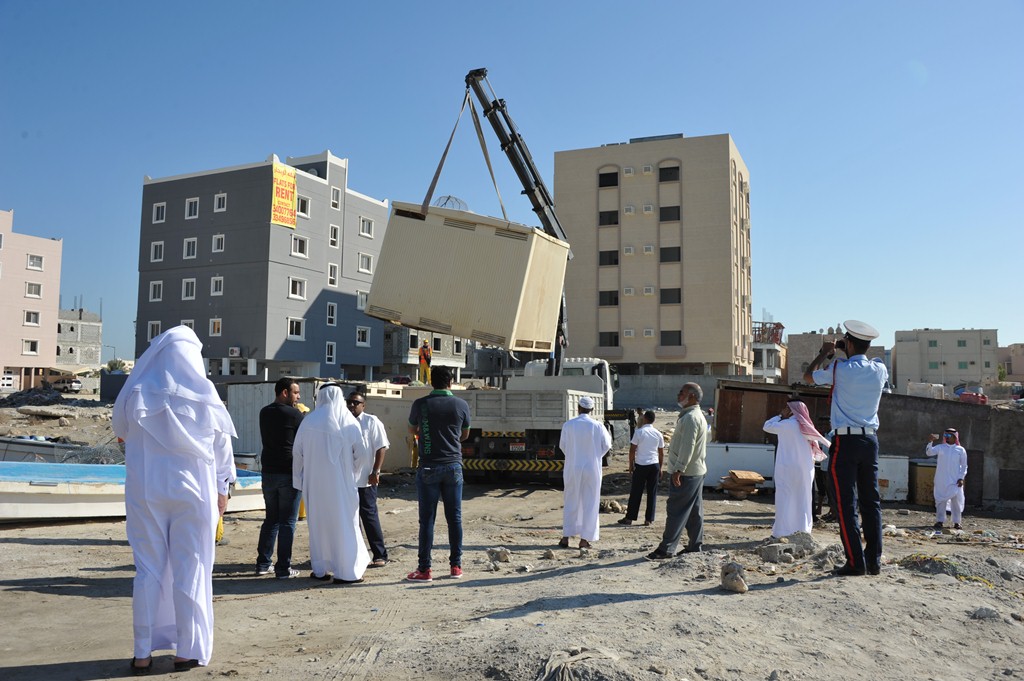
[0,209,63,391]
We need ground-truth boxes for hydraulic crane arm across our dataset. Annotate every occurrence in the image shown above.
[464,68,570,375]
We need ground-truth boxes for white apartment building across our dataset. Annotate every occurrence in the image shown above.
[0,209,63,391]
[892,328,998,391]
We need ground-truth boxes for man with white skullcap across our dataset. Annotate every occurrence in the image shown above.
[114,326,237,673]
[925,428,968,530]
[803,320,888,576]
[558,394,612,549]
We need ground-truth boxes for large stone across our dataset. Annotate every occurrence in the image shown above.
[721,562,748,593]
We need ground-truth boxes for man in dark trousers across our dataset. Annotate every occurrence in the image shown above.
[256,377,305,579]
[803,320,888,576]
[347,389,391,567]
[405,366,471,583]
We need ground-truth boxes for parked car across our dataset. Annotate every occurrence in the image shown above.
[959,391,988,405]
[52,377,82,393]
[389,375,413,385]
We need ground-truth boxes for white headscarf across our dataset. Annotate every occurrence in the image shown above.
[113,326,236,463]
[300,384,361,464]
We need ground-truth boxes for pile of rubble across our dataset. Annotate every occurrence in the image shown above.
[0,386,66,409]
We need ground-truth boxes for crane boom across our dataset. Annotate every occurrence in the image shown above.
[464,68,569,374]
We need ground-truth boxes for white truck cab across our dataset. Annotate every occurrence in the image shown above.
[520,357,616,409]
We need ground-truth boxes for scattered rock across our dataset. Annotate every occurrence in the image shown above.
[58,417,71,427]
[541,549,556,560]
[778,553,795,564]
[769,671,782,681]
[1001,571,1015,581]
[17,405,77,419]
[970,607,999,620]
[721,562,748,593]
[1011,613,1023,623]
[599,500,625,514]
[898,509,911,515]
[648,663,668,674]
[486,547,512,563]
[516,565,533,573]
[986,557,1000,567]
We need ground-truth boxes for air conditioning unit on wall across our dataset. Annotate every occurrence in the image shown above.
[228,347,241,358]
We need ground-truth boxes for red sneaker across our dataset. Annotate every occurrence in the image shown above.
[405,568,432,583]
[450,566,463,579]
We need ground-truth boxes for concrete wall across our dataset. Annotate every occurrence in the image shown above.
[614,374,730,410]
[876,392,1024,506]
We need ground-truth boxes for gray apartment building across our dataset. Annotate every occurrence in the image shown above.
[56,308,102,368]
[135,151,388,380]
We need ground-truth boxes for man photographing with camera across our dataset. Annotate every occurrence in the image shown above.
[803,320,888,576]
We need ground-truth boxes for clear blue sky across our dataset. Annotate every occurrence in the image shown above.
[2,1,1021,362]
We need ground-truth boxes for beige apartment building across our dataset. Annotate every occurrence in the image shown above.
[554,133,752,377]
[892,328,998,391]
[0,209,63,391]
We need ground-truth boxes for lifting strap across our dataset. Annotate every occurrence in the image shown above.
[420,87,508,221]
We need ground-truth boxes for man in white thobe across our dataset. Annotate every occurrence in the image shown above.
[763,399,829,538]
[113,326,237,673]
[293,384,369,584]
[925,428,968,529]
[558,395,612,549]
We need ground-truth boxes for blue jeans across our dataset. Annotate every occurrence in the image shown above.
[416,462,463,571]
[256,473,301,576]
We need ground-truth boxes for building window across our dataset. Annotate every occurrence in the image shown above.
[329,224,340,248]
[287,317,306,340]
[598,172,618,188]
[214,193,227,212]
[928,361,939,369]
[331,187,341,210]
[409,334,419,349]
[183,237,197,259]
[356,290,368,311]
[328,263,339,287]
[358,253,373,274]
[291,235,309,257]
[661,330,682,346]
[957,339,967,348]
[149,281,163,302]
[433,337,442,352]
[660,288,682,304]
[26,254,43,270]
[360,217,374,238]
[659,206,681,222]
[210,276,224,296]
[288,277,307,300]
[984,361,991,368]
[927,340,938,348]
[326,341,336,364]
[25,282,42,298]
[660,246,681,263]
[598,210,619,226]
[297,195,311,218]
[152,202,166,224]
[147,321,162,341]
[356,326,370,347]
[598,250,619,266]
[983,338,991,346]
[150,241,164,262]
[598,332,619,347]
[185,197,199,220]
[598,290,619,306]
[209,318,222,336]
[24,311,40,326]
[957,361,968,370]
[659,166,680,182]
[454,339,462,354]
[181,319,195,330]
[182,278,196,300]
[327,302,337,326]
[212,234,225,252]
[22,339,39,355]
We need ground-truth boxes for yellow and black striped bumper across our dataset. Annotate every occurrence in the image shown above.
[463,458,564,472]
[479,431,526,438]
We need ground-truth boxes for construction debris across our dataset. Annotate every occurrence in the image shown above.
[717,470,765,500]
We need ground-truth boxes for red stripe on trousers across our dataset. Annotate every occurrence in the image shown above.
[830,436,855,560]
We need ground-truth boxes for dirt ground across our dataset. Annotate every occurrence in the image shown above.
[2,406,1024,681]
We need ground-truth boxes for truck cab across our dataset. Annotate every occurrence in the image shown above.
[521,357,616,409]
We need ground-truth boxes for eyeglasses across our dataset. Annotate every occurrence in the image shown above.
[346,400,364,406]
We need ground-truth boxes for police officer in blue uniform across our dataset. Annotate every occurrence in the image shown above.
[803,320,888,576]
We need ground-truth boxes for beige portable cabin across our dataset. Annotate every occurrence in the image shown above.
[365,201,570,352]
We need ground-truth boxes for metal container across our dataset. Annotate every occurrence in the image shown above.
[365,201,570,352]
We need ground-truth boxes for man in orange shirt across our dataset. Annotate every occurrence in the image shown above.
[418,339,432,384]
